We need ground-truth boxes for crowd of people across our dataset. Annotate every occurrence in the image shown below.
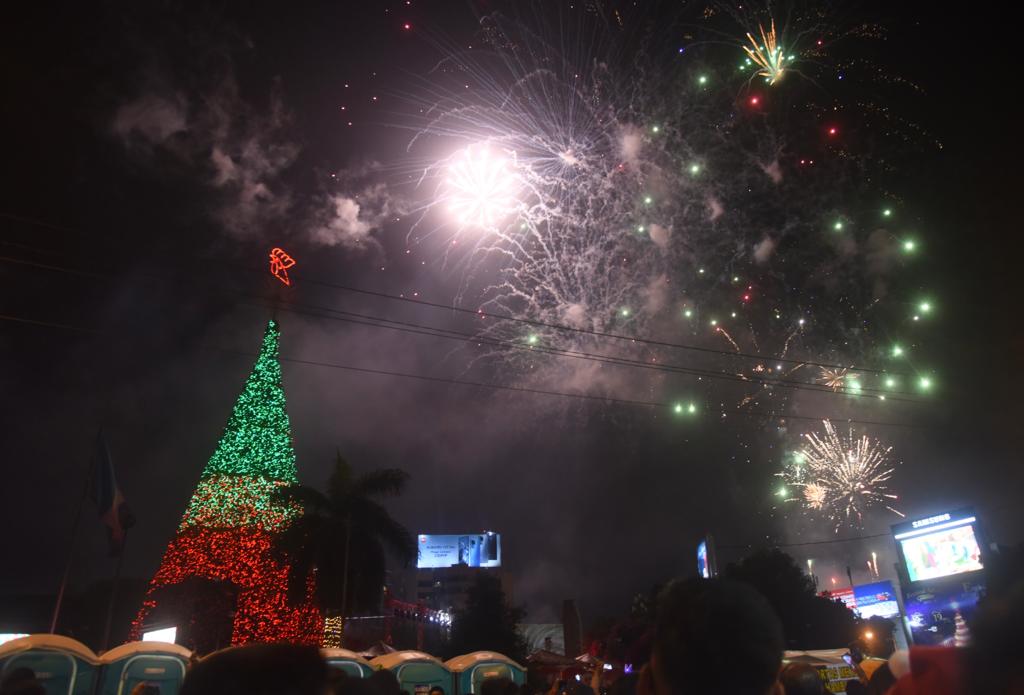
[3,577,1021,695]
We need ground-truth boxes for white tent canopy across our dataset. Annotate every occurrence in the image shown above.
[100,642,192,663]
[321,649,372,666]
[446,652,526,673]
[782,649,850,665]
[371,651,449,670]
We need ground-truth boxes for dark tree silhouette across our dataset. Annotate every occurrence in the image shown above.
[724,549,857,648]
[272,453,416,616]
[446,573,527,662]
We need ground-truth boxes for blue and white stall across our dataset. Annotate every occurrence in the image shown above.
[371,651,453,695]
[446,652,526,695]
[0,635,99,695]
[97,642,192,695]
[321,648,373,679]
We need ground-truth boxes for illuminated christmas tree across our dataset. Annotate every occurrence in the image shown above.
[131,320,322,649]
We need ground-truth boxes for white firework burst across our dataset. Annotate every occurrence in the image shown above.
[397,6,929,412]
[817,367,848,392]
[779,420,904,531]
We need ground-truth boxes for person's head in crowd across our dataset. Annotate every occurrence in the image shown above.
[607,673,637,695]
[327,667,352,695]
[481,677,515,695]
[428,686,445,695]
[0,668,44,695]
[867,663,896,695]
[649,577,785,695]
[179,644,328,695]
[967,578,1024,695]
[338,675,388,695]
[779,663,824,695]
[367,669,406,695]
[843,680,867,695]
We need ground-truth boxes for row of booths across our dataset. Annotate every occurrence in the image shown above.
[0,636,190,695]
[0,636,525,695]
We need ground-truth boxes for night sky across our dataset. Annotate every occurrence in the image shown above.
[2,1,1022,625]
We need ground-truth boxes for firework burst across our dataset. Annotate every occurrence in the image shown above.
[443,144,522,229]
[743,20,788,85]
[398,5,934,412]
[817,367,848,392]
[779,420,904,530]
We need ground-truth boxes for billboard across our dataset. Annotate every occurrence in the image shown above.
[696,535,717,578]
[821,581,900,620]
[852,581,901,619]
[892,509,983,583]
[822,587,856,611]
[417,532,501,568]
[142,626,178,643]
[697,541,710,578]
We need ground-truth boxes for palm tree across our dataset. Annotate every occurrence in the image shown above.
[272,453,416,618]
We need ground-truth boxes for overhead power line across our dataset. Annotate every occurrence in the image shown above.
[253,298,925,402]
[718,532,891,550]
[284,267,908,375]
[1,312,927,428]
[0,240,919,377]
[0,251,925,395]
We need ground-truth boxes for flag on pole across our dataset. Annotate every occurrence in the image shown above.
[90,431,136,555]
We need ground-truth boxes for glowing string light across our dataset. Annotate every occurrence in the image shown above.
[269,248,296,286]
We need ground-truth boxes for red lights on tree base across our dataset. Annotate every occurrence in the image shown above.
[132,527,321,646]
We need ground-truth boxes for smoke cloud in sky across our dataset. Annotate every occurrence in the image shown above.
[648,223,671,250]
[112,69,399,251]
[760,158,784,184]
[753,236,777,264]
[310,177,403,252]
[112,93,189,145]
[112,73,299,240]
[706,195,724,221]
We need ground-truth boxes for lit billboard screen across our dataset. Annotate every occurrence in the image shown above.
[417,533,501,568]
[853,581,901,619]
[823,587,856,611]
[142,626,178,643]
[892,509,983,583]
[697,541,709,578]
[696,535,717,578]
[821,581,900,619]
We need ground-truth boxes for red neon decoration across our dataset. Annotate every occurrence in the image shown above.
[269,247,296,286]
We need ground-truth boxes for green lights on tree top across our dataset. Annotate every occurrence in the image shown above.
[201,320,298,482]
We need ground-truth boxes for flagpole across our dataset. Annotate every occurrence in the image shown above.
[100,529,128,652]
[49,465,91,634]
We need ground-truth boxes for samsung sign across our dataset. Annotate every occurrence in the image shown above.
[911,513,951,529]
[417,533,501,569]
